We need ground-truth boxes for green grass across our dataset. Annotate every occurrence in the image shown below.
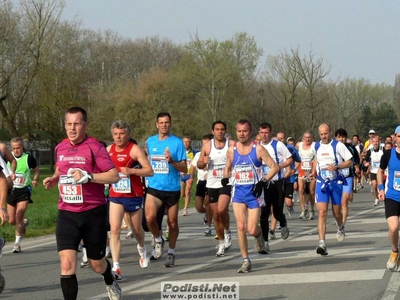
[0,166,198,240]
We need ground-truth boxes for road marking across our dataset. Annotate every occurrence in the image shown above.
[133,269,385,294]
[382,272,400,300]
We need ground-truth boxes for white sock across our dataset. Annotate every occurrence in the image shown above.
[15,236,22,244]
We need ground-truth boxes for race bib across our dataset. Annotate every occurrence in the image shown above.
[151,155,169,174]
[341,168,350,177]
[212,164,225,179]
[372,161,380,168]
[186,159,192,171]
[301,158,312,171]
[112,173,131,193]
[261,165,270,176]
[234,165,254,185]
[394,171,400,191]
[320,165,337,180]
[13,173,25,188]
[59,175,83,204]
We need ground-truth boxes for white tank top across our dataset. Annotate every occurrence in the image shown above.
[299,142,315,170]
[206,139,229,188]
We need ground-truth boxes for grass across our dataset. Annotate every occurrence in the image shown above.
[0,166,198,240]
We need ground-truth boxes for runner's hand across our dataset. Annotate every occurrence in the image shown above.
[252,177,268,198]
[221,178,229,187]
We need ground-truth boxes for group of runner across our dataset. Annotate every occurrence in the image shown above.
[3,105,400,299]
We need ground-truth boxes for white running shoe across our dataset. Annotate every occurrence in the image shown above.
[12,242,21,254]
[224,231,232,250]
[106,280,122,300]
[309,211,315,220]
[237,260,252,273]
[374,199,379,206]
[137,244,149,268]
[164,253,175,267]
[153,238,164,259]
[216,243,225,257]
[336,226,345,242]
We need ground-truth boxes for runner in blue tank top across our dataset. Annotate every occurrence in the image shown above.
[222,119,279,273]
[378,125,400,271]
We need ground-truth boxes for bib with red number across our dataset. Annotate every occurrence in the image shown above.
[212,164,225,180]
[234,165,254,185]
[59,175,83,204]
[13,173,25,188]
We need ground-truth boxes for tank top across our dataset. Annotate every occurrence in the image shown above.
[299,142,315,172]
[108,142,144,198]
[206,139,229,189]
[231,142,262,201]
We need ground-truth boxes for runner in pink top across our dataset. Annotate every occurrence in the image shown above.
[43,107,121,300]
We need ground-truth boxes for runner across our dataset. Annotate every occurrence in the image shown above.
[145,112,187,267]
[192,134,213,236]
[364,136,384,206]
[107,120,154,279]
[197,121,235,257]
[0,159,9,294]
[7,137,40,253]
[42,106,122,300]
[334,129,360,230]
[223,119,278,272]
[258,123,292,251]
[297,131,316,220]
[181,136,197,216]
[377,125,400,271]
[311,123,352,256]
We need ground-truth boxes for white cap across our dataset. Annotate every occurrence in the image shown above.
[369,129,376,134]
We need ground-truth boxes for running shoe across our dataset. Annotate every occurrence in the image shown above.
[336,225,345,242]
[153,237,164,259]
[203,214,207,224]
[77,243,83,252]
[299,210,307,219]
[214,234,219,240]
[105,250,112,259]
[204,228,212,237]
[281,226,289,240]
[106,280,122,300]
[374,199,379,206]
[316,243,328,256]
[137,244,149,268]
[0,268,4,294]
[165,231,169,241]
[22,218,29,236]
[80,257,90,268]
[224,231,232,250]
[387,251,399,271]
[182,208,188,216]
[237,260,252,273]
[264,242,270,252]
[0,238,5,258]
[309,211,315,220]
[269,230,276,240]
[125,231,134,239]
[216,243,225,257]
[254,234,267,254]
[164,253,175,267]
[287,207,295,218]
[12,242,21,253]
[112,266,122,281]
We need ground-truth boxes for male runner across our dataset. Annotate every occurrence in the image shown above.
[223,119,278,272]
[107,120,154,279]
[311,123,352,256]
[197,121,235,257]
[145,112,187,267]
[43,106,121,300]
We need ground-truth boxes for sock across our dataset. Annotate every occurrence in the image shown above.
[319,240,325,245]
[60,274,78,300]
[243,257,250,262]
[112,262,119,269]
[155,236,163,243]
[138,246,145,253]
[15,236,22,244]
[102,260,114,286]
[224,229,230,235]
[168,248,175,254]
[219,240,224,245]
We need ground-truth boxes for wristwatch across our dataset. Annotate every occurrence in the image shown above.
[88,173,94,182]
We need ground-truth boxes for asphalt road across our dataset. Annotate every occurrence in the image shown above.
[1,185,400,300]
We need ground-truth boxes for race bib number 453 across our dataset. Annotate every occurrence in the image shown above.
[59,175,83,204]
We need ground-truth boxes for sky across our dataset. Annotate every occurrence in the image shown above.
[62,1,400,85]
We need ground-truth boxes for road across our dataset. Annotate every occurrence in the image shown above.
[1,186,399,300]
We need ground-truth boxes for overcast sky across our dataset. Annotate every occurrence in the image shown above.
[62,1,400,85]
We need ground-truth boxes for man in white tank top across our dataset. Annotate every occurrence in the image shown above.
[297,131,316,220]
[197,121,235,257]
